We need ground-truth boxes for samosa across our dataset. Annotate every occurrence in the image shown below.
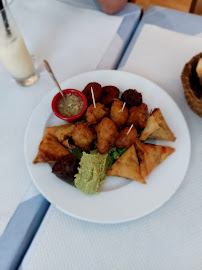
[33,133,70,164]
[139,115,159,141]
[139,108,176,141]
[106,144,146,184]
[45,123,75,147]
[134,139,175,177]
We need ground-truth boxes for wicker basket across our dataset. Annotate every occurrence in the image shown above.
[181,52,202,117]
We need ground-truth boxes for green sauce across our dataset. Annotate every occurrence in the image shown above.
[74,151,109,195]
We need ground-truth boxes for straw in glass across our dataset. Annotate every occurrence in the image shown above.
[0,0,11,36]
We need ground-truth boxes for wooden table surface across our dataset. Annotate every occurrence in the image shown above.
[131,0,193,12]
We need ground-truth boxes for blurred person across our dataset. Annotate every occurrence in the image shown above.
[96,0,128,14]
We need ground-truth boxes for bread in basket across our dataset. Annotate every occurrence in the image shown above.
[181,52,202,117]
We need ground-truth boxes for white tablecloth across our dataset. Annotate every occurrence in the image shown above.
[0,0,123,236]
[19,25,202,270]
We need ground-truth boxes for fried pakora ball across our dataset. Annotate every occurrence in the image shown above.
[86,103,109,124]
[82,82,102,104]
[115,126,138,149]
[121,89,142,107]
[95,117,118,154]
[110,99,128,128]
[127,103,148,129]
[72,122,96,151]
[100,85,120,106]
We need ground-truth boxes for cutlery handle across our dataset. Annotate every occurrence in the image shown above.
[43,59,64,98]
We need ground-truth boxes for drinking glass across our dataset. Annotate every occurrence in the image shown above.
[0,3,38,86]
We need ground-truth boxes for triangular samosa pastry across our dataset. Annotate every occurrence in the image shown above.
[134,139,148,177]
[139,115,159,141]
[45,123,75,145]
[33,133,70,164]
[106,144,146,184]
[134,139,175,177]
[139,108,176,141]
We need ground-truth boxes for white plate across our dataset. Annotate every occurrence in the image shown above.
[25,70,191,224]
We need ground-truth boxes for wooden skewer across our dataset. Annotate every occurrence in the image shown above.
[120,102,126,112]
[91,87,96,108]
[127,124,133,135]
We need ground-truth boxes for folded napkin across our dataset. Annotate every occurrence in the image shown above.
[0,0,122,236]
[20,25,202,270]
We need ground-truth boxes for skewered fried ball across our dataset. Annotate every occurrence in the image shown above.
[110,99,128,128]
[86,103,109,124]
[82,82,102,104]
[115,126,138,149]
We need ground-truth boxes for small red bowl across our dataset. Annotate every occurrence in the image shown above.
[52,89,87,122]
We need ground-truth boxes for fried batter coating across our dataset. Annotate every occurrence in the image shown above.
[72,122,96,151]
[110,99,128,127]
[100,86,120,107]
[121,89,142,107]
[86,103,109,124]
[95,118,118,154]
[82,82,102,104]
[127,103,148,128]
[115,126,138,149]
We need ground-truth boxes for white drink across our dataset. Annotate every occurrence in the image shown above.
[0,31,35,81]
[0,2,38,86]
[4,0,14,4]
